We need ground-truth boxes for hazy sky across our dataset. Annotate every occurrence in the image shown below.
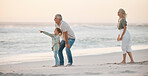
[0,0,148,23]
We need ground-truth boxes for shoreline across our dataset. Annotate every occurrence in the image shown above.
[0,48,148,76]
[0,45,148,66]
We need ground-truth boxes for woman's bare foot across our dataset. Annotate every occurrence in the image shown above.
[129,61,135,63]
[120,61,126,64]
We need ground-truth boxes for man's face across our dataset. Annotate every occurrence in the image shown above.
[54,16,60,24]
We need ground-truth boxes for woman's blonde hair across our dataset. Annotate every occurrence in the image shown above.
[119,8,127,18]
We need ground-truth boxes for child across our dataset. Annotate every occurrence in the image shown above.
[117,8,134,63]
[40,28,62,67]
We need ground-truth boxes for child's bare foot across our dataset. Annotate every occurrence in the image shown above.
[52,65,58,67]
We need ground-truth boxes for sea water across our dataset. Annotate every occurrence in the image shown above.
[0,22,148,65]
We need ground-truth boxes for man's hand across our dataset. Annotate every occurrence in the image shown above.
[65,43,70,49]
[63,32,70,49]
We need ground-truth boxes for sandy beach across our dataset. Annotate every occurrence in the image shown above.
[0,47,148,76]
[0,0,148,76]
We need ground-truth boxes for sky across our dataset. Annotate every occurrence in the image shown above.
[0,0,148,23]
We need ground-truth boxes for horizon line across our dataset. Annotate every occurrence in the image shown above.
[0,21,148,25]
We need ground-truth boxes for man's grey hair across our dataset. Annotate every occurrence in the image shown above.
[55,14,62,20]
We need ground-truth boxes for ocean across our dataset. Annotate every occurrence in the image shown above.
[0,22,148,65]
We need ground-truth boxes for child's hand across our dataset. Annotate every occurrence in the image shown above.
[40,31,43,33]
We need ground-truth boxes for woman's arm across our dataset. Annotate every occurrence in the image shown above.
[120,26,126,40]
[117,34,120,41]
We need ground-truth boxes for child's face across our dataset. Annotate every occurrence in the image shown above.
[54,29,58,35]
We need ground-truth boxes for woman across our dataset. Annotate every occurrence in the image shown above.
[117,8,134,63]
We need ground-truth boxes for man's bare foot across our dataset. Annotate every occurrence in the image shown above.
[58,64,64,66]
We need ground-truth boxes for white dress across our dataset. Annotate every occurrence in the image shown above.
[117,18,132,54]
[120,29,132,54]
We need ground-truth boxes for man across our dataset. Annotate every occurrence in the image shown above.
[54,14,75,66]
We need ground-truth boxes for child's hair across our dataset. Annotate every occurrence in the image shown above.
[55,28,62,35]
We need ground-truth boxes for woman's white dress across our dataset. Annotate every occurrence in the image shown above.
[117,18,132,54]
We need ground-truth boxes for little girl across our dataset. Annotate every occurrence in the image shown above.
[117,8,134,63]
[40,28,62,67]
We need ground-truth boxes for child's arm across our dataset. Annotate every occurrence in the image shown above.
[40,31,54,37]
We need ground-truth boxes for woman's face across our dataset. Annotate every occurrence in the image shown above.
[118,10,122,17]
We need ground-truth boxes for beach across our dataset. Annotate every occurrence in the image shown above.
[0,0,148,75]
[0,47,148,76]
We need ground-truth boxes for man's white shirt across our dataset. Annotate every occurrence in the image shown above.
[55,20,75,40]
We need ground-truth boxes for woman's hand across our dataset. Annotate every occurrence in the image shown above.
[120,36,123,40]
[117,37,120,41]
[117,34,120,41]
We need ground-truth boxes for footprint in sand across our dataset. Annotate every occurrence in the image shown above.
[42,65,50,67]
[105,61,148,65]
[110,70,136,74]
[85,72,102,75]
[0,72,4,75]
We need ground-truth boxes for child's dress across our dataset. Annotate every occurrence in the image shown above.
[117,18,132,54]
[42,31,60,66]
